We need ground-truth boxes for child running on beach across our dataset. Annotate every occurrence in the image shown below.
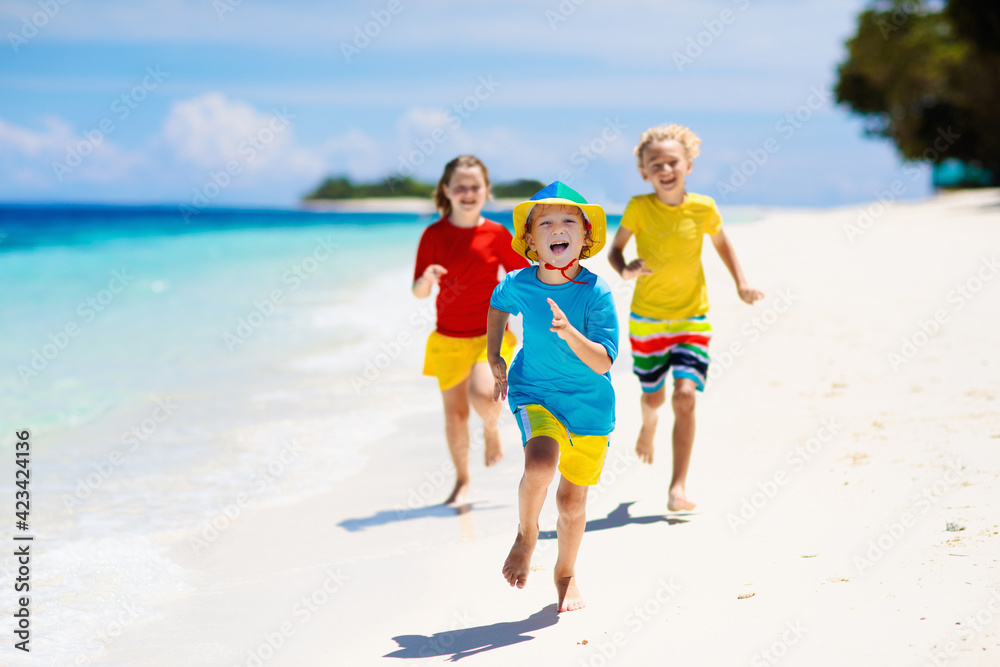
[413,155,530,505]
[608,124,763,511]
[487,182,618,612]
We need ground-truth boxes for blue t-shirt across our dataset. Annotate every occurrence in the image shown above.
[490,266,618,436]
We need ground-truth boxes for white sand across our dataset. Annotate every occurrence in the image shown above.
[101,189,1000,666]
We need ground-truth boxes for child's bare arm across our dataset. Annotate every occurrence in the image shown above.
[607,227,652,281]
[412,264,448,298]
[486,306,511,401]
[546,298,612,374]
[710,230,764,304]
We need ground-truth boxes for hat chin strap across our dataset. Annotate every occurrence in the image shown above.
[542,258,587,285]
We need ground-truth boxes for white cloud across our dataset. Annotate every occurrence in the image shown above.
[0,115,146,190]
[162,92,325,179]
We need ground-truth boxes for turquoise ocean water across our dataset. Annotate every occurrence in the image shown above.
[0,203,757,661]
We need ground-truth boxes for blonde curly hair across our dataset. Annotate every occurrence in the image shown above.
[634,124,702,166]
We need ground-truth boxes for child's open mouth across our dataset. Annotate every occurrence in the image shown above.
[549,241,570,255]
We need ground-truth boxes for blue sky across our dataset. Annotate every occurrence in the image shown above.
[0,0,929,209]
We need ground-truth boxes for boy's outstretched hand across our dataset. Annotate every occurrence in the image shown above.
[621,258,653,281]
[738,285,765,305]
[490,355,508,402]
[547,298,576,341]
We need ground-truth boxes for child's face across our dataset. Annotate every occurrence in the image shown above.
[639,140,692,201]
[525,204,587,265]
[443,166,489,217]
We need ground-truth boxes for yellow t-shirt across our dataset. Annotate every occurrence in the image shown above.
[620,192,722,320]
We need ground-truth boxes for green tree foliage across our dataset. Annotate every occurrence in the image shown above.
[304,176,546,200]
[304,176,434,200]
[835,0,1000,184]
[492,179,546,197]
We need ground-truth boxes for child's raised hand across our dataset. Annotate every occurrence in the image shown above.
[490,355,508,402]
[547,297,575,341]
[738,285,764,305]
[621,259,653,281]
[421,264,448,285]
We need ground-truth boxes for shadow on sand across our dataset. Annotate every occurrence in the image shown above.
[538,501,689,540]
[337,501,505,532]
[385,604,559,661]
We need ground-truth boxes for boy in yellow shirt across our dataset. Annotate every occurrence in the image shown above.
[608,124,763,511]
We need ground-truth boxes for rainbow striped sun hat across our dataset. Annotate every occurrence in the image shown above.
[511,181,607,261]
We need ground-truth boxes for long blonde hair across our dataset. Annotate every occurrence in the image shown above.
[433,155,492,217]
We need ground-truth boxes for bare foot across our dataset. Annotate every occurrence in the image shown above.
[502,532,536,589]
[444,478,470,506]
[635,423,656,464]
[667,486,696,512]
[556,575,585,612]
[484,427,504,467]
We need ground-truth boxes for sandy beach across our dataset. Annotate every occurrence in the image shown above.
[94,189,1000,667]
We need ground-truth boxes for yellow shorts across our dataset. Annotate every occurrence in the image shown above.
[423,329,517,391]
[515,404,609,487]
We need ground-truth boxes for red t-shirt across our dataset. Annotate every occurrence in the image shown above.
[413,218,529,337]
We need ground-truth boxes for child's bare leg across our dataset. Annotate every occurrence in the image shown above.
[441,377,472,505]
[668,378,698,511]
[468,362,504,466]
[554,475,588,612]
[503,436,558,589]
[636,386,667,464]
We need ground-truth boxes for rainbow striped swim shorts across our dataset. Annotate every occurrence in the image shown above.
[629,313,712,392]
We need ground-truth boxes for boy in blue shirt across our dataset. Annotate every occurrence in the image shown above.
[486,182,618,612]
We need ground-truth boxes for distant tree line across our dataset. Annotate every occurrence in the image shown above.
[835,0,1000,185]
[304,176,546,200]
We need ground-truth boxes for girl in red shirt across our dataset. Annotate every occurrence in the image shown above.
[413,155,529,505]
